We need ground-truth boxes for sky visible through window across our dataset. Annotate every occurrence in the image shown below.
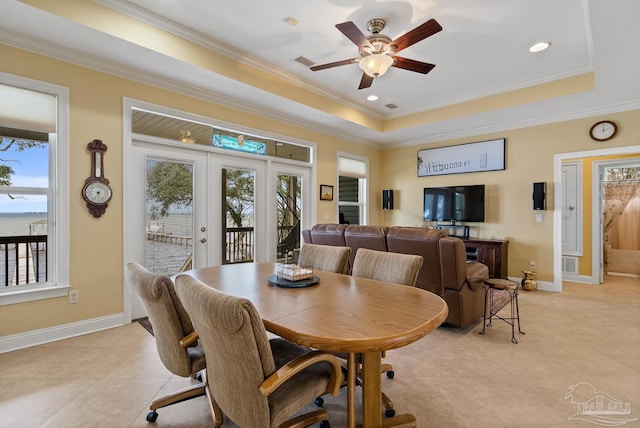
[0,137,48,213]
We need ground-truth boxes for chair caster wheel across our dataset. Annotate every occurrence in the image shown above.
[386,370,395,379]
[320,420,330,428]
[385,408,396,417]
[146,410,158,422]
[314,397,324,407]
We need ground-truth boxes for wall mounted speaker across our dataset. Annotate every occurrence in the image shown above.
[533,182,546,210]
[382,189,394,210]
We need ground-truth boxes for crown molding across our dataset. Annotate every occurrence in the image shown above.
[0,28,374,147]
[95,0,383,120]
[390,100,640,150]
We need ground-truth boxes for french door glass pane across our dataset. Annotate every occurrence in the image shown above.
[223,168,255,264]
[277,174,301,263]
[144,158,194,275]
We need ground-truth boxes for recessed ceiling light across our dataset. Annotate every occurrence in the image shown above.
[529,42,551,53]
[367,95,378,101]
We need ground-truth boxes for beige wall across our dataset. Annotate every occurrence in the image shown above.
[380,111,640,282]
[2,42,639,340]
[0,44,380,337]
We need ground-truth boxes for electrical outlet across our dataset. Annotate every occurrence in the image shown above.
[69,290,79,304]
[529,261,536,269]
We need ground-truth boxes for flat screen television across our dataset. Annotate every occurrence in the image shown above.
[423,185,485,222]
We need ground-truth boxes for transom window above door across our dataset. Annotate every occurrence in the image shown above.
[132,109,311,162]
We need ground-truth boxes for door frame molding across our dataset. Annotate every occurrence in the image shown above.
[592,156,640,283]
[554,144,640,291]
[122,98,316,323]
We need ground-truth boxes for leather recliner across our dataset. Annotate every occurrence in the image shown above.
[303,224,489,327]
[386,226,446,295]
[438,236,489,327]
[344,225,388,272]
[308,223,347,246]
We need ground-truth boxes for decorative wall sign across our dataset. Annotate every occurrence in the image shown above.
[320,184,334,201]
[418,138,505,177]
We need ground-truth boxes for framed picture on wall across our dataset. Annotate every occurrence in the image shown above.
[320,184,333,201]
[417,138,505,177]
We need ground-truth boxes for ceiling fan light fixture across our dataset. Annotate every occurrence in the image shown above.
[359,53,394,77]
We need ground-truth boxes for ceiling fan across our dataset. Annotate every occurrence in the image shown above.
[310,18,442,89]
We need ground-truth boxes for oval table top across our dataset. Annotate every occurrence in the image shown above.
[180,262,448,354]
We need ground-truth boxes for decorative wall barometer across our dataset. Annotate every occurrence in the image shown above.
[82,139,112,218]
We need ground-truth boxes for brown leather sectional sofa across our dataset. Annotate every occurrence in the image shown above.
[302,224,489,327]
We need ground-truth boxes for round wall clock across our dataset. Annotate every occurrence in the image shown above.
[589,120,617,141]
[82,139,112,218]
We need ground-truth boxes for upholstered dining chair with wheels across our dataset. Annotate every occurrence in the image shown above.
[297,243,351,274]
[125,262,208,423]
[175,274,343,428]
[349,248,424,418]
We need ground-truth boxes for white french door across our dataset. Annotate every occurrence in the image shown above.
[125,141,208,319]
[124,140,313,320]
[210,154,266,265]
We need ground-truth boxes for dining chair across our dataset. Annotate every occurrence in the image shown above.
[297,243,351,274]
[174,274,343,428]
[351,248,423,287]
[125,263,209,423]
[350,248,424,417]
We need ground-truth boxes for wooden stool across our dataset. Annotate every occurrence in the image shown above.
[479,278,524,343]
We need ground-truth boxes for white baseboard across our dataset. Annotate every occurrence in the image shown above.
[0,313,124,354]
[536,279,561,292]
[562,273,594,284]
[507,277,560,292]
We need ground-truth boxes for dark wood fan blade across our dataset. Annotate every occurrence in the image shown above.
[310,58,359,71]
[358,73,374,90]
[336,21,373,50]
[392,56,436,74]
[390,19,442,53]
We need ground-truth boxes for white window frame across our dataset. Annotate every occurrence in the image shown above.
[337,152,369,225]
[0,73,70,306]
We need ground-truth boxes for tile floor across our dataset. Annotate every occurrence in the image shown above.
[1,275,639,427]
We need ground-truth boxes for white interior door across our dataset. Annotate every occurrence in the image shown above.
[562,161,582,255]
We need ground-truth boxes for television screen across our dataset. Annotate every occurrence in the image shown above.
[423,185,485,222]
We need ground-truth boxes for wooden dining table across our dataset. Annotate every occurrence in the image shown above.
[180,262,448,428]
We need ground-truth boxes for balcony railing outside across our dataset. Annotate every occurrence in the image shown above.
[225,226,254,264]
[224,225,297,264]
[1,235,47,287]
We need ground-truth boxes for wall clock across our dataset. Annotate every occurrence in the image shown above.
[589,120,617,141]
[82,139,112,218]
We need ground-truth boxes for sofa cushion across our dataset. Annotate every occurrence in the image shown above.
[344,225,388,272]
[386,226,446,295]
[309,224,347,246]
